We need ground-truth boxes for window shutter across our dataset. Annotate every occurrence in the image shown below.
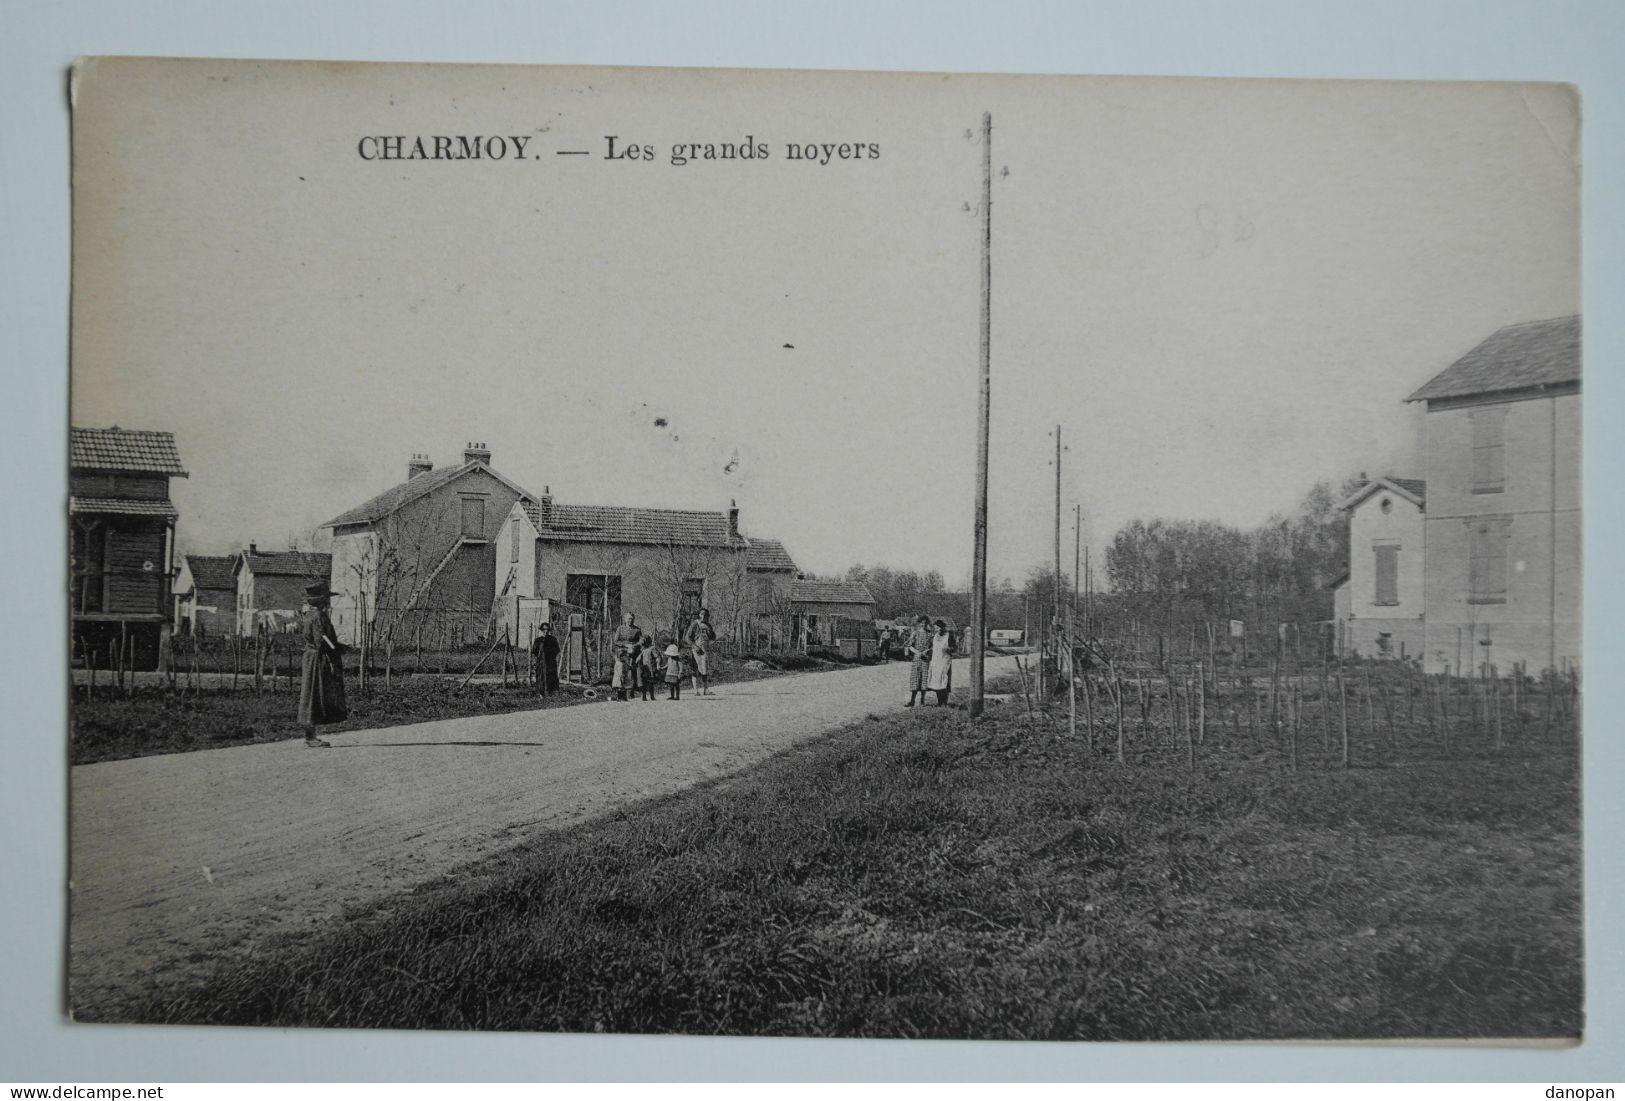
[1471,407,1507,492]
[1468,518,1510,602]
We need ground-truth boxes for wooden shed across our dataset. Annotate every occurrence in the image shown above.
[70,426,187,671]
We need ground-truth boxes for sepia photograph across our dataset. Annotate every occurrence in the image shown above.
[65,56,1580,1042]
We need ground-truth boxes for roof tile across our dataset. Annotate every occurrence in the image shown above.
[525,501,745,547]
[69,496,178,518]
[791,579,875,605]
[744,537,798,572]
[240,551,332,578]
[185,554,238,590]
[70,427,188,476]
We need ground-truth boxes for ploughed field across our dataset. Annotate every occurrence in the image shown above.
[138,668,1581,1040]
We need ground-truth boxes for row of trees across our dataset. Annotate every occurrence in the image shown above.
[833,564,951,620]
[829,478,1359,637]
[1103,479,1359,630]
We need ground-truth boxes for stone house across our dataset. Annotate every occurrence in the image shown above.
[233,547,332,635]
[1406,315,1580,675]
[1330,476,1427,659]
[174,553,237,638]
[789,578,877,648]
[322,444,533,647]
[493,492,797,657]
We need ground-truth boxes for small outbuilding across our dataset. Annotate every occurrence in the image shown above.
[790,578,876,649]
[234,547,333,635]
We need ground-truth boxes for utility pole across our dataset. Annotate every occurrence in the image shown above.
[1073,504,1081,623]
[1084,545,1092,634]
[969,111,992,719]
[1068,500,1080,746]
[1051,424,1062,697]
[1053,426,1063,623]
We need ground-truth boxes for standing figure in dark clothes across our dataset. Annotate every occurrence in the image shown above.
[531,622,561,695]
[296,581,347,748]
[611,612,643,701]
[638,635,658,700]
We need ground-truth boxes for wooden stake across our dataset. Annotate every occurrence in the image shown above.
[1198,661,1207,746]
[1320,661,1331,754]
[1492,664,1503,750]
[1337,668,1350,769]
[1082,665,1095,752]
[1185,671,1195,770]
[1289,683,1300,771]
[1362,665,1376,747]
[1269,657,1280,729]
[1380,669,1397,750]
[1066,603,1077,749]
[1115,675,1125,764]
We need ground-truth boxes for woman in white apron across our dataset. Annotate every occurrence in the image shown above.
[926,618,957,706]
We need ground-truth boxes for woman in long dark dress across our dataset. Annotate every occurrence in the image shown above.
[296,581,347,747]
[531,622,562,695]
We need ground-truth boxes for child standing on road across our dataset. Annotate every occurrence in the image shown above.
[663,643,684,700]
[639,636,658,700]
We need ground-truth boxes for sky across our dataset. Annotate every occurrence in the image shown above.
[70,60,1579,585]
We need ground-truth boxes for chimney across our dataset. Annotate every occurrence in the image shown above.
[247,542,257,556]
[539,485,552,528]
[407,452,433,480]
[728,498,739,539]
[463,441,492,466]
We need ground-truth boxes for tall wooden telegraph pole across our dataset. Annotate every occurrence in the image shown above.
[969,111,992,719]
[1053,425,1063,629]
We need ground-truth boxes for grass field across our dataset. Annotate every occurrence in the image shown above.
[71,651,834,765]
[138,678,1582,1040]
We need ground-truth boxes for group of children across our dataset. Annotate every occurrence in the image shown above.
[611,635,710,701]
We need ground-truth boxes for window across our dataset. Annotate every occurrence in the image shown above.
[1373,544,1400,606]
[461,497,484,537]
[1468,518,1510,604]
[680,577,705,629]
[510,520,519,563]
[566,573,622,626]
[1471,407,1506,493]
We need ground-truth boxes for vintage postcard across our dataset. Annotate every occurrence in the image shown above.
[68,57,1580,1039]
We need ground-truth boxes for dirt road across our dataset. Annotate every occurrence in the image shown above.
[70,655,1011,1014]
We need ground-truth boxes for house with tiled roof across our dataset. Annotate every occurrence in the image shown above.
[232,547,333,635]
[174,553,237,638]
[70,426,188,670]
[1330,475,1427,659]
[789,578,876,648]
[321,444,534,646]
[1405,315,1580,674]
[494,491,800,668]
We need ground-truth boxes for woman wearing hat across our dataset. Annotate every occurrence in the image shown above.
[296,580,347,747]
